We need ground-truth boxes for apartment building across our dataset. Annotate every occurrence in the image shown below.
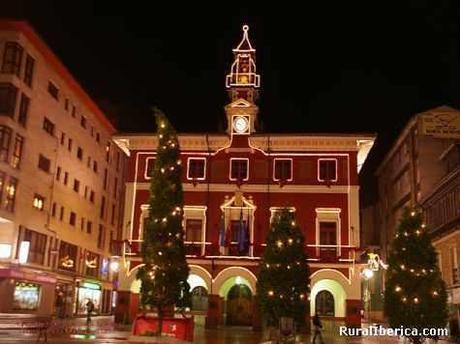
[0,20,126,316]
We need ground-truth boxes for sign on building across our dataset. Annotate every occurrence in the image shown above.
[421,111,460,138]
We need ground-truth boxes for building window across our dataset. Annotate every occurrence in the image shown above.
[86,221,93,234]
[111,204,116,225]
[63,172,69,185]
[18,93,30,127]
[185,219,203,242]
[13,282,40,310]
[0,171,5,204]
[67,138,72,152]
[59,206,64,221]
[96,132,100,143]
[0,83,18,117]
[43,117,55,136]
[0,126,12,162]
[4,177,18,212]
[319,222,338,258]
[230,158,249,181]
[85,252,99,277]
[100,196,106,219]
[105,142,111,162]
[187,158,206,180]
[274,159,293,181]
[80,115,87,128]
[318,159,337,182]
[77,147,83,160]
[1,42,23,76]
[64,98,69,111]
[38,154,51,173]
[22,228,47,265]
[10,134,24,169]
[84,186,88,199]
[80,217,85,231]
[93,161,98,173]
[69,212,76,226]
[51,202,57,217]
[23,54,35,87]
[60,133,65,145]
[33,194,45,211]
[58,241,77,271]
[269,207,296,223]
[90,190,95,203]
[71,105,76,118]
[144,158,155,179]
[73,179,80,193]
[87,156,91,168]
[97,225,105,249]
[103,168,108,190]
[47,81,59,100]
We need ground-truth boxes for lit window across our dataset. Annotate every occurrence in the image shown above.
[187,158,205,180]
[33,194,45,211]
[10,134,24,169]
[318,159,337,182]
[230,159,249,181]
[4,177,18,212]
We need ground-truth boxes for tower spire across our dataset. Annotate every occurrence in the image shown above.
[225,24,260,103]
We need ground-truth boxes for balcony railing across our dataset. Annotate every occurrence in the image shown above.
[116,239,357,263]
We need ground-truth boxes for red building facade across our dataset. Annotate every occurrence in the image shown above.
[113,25,375,327]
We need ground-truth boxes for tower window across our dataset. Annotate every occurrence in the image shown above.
[33,194,45,211]
[318,159,337,182]
[38,154,51,173]
[24,54,35,87]
[187,158,206,180]
[43,117,55,136]
[0,83,18,118]
[273,159,293,181]
[230,158,249,181]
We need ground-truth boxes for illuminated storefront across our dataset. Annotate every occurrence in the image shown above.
[13,282,41,310]
[75,281,102,314]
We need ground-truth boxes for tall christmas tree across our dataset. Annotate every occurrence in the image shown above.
[257,208,310,328]
[137,108,190,335]
[384,208,447,344]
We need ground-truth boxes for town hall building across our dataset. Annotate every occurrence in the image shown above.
[113,25,375,327]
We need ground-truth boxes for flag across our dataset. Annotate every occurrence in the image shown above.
[218,216,226,255]
[238,208,247,253]
[224,224,232,248]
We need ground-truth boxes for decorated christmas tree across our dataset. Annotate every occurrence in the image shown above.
[257,208,310,329]
[137,108,190,335]
[384,208,447,344]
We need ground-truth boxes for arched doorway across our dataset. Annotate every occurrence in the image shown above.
[191,286,208,312]
[315,290,335,316]
[226,284,253,326]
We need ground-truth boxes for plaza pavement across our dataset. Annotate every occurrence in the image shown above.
[0,317,455,343]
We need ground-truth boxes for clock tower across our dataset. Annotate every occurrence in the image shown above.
[225,25,260,135]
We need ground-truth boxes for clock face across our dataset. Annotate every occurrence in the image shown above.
[233,116,249,134]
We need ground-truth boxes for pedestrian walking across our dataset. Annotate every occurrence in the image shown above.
[85,299,94,325]
[312,313,324,344]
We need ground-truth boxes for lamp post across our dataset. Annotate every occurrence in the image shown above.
[362,267,374,323]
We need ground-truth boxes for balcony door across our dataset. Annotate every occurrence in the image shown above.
[319,221,337,260]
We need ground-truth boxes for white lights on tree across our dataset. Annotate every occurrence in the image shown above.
[110,260,120,272]
[18,241,30,264]
[362,268,374,280]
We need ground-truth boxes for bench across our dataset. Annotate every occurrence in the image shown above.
[0,314,52,343]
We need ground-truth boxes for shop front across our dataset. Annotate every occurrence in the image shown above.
[75,280,102,315]
[0,267,56,315]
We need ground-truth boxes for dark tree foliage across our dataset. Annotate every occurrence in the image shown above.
[257,208,310,327]
[136,108,190,334]
[384,208,447,344]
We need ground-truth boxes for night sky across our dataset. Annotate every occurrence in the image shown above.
[4,1,460,204]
